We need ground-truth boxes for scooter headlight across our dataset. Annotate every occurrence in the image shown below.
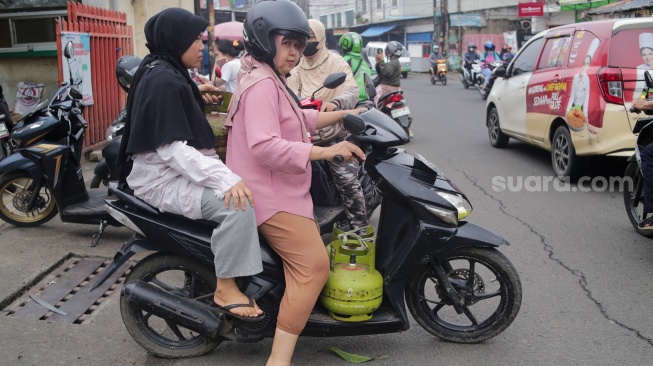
[437,191,473,220]
[420,203,458,226]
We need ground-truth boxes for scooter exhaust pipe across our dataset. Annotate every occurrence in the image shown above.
[122,280,222,338]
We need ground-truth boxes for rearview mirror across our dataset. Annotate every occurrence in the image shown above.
[646,70,653,89]
[323,72,346,89]
[343,114,366,135]
[363,73,376,100]
[63,40,74,59]
[493,65,507,78]
[310,72,347,102]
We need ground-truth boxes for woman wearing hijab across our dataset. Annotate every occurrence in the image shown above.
[118,8,264,320]
[226,1,366,364]
[286,19,369,232]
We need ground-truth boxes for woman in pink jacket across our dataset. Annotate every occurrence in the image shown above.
[225,1,365,365]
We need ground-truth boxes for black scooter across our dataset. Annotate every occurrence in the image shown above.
[90,75,522,358]
[0,41,118,246]
[89,108,124,188]
[624,70,653,237]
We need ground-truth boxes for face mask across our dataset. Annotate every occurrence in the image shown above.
[303,41,319,57]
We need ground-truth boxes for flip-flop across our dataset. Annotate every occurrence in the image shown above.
[209,296,265,323]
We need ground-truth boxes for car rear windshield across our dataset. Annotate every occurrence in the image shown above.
[610,28,653,69]
[610,27,653,102]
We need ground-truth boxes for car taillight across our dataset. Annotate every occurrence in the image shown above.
[597,67,624,105]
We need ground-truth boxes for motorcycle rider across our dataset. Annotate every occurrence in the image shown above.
[287,19,370,232]
[502,45,515,64]
[117,8,264,320]
[464,43,480,72]
[338,32,372,102]
[480,41,501,92]
[632,97,653,231]
[375,41,411,137]
[429,45,445,78]
[225,1,366,364]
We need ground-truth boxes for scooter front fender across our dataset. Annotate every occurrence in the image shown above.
[0,152,41,181]
[434,221,508,260]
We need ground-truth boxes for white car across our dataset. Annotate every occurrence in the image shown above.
[364,41,411,78]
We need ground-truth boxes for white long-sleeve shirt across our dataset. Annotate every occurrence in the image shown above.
[126,140,241,219]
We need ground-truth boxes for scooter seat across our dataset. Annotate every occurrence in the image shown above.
[108,182,219,228]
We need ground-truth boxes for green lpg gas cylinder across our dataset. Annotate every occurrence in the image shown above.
[325,224,375,266]
[319,229,383,322]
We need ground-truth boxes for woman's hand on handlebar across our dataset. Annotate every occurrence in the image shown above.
[312,141,365,163]
[321,102,338,112]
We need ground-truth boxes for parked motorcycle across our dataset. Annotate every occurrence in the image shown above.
[90,108,124,188]
[90,74,521,358]
[90,55,140,188]
[459,59,482,89]
[0,113,13,160]
[0,41,118,246]
[478,60,505,100]
[624,70,653,237]
[430,59,447,85]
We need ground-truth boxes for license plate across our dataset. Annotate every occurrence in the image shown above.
[0,123,8,138]
[391,107,410,119]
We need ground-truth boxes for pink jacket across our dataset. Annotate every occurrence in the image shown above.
[226,78,319,226]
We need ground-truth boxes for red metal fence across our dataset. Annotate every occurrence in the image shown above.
[56,2,133,149]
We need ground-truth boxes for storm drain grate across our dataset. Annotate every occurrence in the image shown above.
[3,257,132,324]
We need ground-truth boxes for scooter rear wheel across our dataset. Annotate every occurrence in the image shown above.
[406,247,522,343]
[120,253,222,358]
[623,161,653,237]
[0,171,58,227]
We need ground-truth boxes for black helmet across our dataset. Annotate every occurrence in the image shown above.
[243,0,310,62]
[116,55,142,92]
[468,43,476,50]
[484,41,495,52]
[385,41,403,57]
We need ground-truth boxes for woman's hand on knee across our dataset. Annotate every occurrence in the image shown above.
[224,181,254,210]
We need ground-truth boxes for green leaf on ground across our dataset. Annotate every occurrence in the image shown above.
[329,347,388,363]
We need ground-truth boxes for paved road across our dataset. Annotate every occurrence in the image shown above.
[0,73,651,365]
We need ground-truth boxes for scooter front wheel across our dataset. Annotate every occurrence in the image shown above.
[0,171,58,227]
[120,253,222,358]
[406,247,522,343]
[623,161,653,237]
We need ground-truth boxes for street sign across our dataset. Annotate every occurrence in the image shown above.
[518,2,544,17]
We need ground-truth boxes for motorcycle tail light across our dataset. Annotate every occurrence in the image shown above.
[388,94,403,103]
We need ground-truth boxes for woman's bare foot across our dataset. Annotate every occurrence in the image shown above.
[214,278,263,317]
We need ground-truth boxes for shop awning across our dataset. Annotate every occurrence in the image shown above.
[588,0,653,14]
[360,24,397,38]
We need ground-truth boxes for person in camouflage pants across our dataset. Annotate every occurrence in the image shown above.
[287,19,368,230]
[326,136,368,229]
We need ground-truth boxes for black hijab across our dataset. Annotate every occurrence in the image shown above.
[119,7,214,162]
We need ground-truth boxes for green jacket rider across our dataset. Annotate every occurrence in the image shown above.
[338,32,372,102]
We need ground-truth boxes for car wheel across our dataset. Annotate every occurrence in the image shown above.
[487,107,509,148]
[551,126,583,179]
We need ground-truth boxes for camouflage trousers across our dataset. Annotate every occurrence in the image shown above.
[324,137,369,229]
